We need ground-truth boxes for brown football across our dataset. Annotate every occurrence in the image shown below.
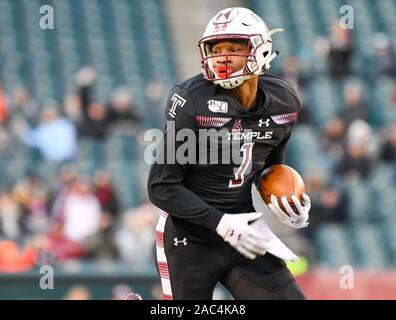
[258,164,305,212]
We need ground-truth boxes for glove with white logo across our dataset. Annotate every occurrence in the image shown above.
[216,212,270,260]
[268,193,311,228]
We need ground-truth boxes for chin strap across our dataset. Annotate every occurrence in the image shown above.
[214,74,251,89]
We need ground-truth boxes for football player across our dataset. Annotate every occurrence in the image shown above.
[147,7,310,300]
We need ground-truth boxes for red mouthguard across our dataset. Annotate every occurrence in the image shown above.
[215,66,233,79]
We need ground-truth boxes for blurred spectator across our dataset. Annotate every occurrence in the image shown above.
[380,125,396,184]
[31,176,98,261]
[282,55,302,92]
[0,240,37,273]
[295,93,312,125]
[31,230,86,262]
[108,87,140,132]
[150,283,164,300]
[61,177,102,243]
[79,102,109,140]
[305,174,325,203]
[0,84,8,125]
[33,169,87,262]
[313,36,331,71]
[17,105,78,162]
[281,54,312,92]
[86,170,120,259]
[392,82,396,105]
[368,33,396,81]
[296,47,315,86]
[93,170,119,218]
[380,124,396,163]
[306,182,349,239]
[146,79,166,128]
[63,93,82,124]
[115,203,158,266]
[12,173,49,234]
[338,81,369,128]
[76,67,140,139]
[61,176,119,259]
[335,120,373,179]
[63,285,92,300]
[124,291,143,300]
[321,117,346,163]
[0,124,11,152]
[0,192,21,239]
[9,87,39,126]
[50,165,77,227]
[75,66,97,88]
[112,284,142,300]
[76,66,110,140]
[31,176,102,262]
[12,173,40,213]
[328,23,354,79]
[112,284,132,300]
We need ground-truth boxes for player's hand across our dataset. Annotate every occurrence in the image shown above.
[216,212,270,260]
[268,193,310,228]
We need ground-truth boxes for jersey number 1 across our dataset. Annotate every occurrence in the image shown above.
[228,142,254,188]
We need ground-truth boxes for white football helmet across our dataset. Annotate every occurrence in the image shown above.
[198,7,283,89]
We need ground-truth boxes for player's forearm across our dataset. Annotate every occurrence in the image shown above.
[263,132,290,170]
[253,137,288,189]
[148,179,224,231]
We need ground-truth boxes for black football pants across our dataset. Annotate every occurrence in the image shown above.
[155,212,306,300]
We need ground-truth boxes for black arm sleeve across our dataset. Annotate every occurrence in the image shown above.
[147,86,224,231]
[253,128,292,188]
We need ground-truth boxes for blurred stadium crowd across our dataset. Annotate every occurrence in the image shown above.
[0,0,396,298]
[249,0,396,269]
[0,65,163,271]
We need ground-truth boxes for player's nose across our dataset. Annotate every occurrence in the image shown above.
[215,53,233,65]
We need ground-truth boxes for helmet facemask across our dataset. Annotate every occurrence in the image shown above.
[199,35,263,89]
[198,7,283,89]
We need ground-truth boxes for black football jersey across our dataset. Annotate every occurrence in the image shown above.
[148,73,300,242]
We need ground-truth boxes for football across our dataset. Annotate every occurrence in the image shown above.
[258,164,305,211]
